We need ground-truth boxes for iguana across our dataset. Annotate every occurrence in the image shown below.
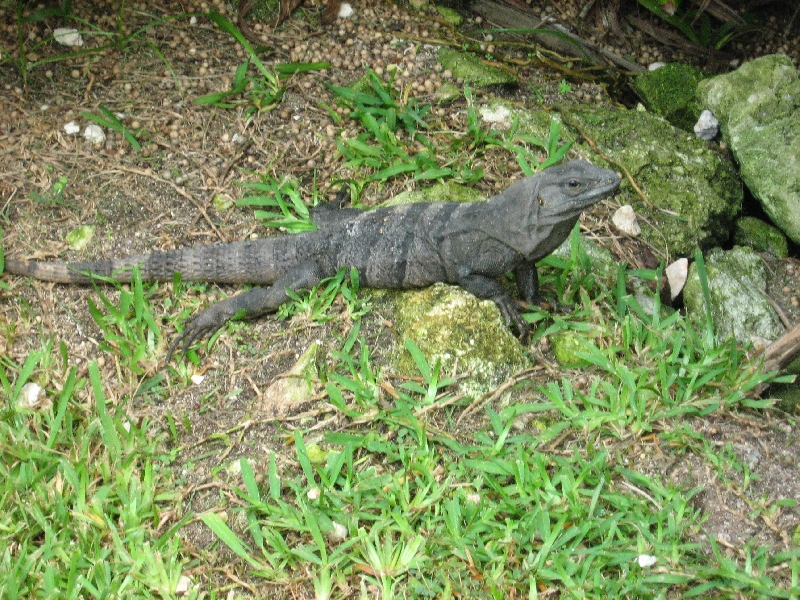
[5,159,621,360]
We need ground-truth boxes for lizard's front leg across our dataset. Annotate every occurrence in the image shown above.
[513,260,540,305]
[456,271,530,344]
[167,260,332,362]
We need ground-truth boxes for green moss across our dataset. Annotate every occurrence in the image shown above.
[435,5,462,26]
[438,48,517,87]
[634,64,705,131]
[733,216,788,258]
[393,284,529,397]
[568,107,741,255]
[551,332,590,366]
[683,246,783,344]
[385,180,485,206]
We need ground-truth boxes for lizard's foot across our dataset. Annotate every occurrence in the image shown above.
[494,296,530,345]
[166,304,235,364]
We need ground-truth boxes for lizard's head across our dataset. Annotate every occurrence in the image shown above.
[501,159,621,260]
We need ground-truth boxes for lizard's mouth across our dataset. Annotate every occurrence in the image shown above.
[547,171,621,221]
[574,173,621,208]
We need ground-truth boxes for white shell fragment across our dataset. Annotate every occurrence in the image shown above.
[338,2,354,18]
[83,124,105,144]
[638,554,658,568]
[612,205,641,236]
[175,575,193,596]
[19,382,44,408]
[191,374,205,385]
[648,62,666,71]
[665,258,689,300]
[53,28,84,47]
[694,109,719,141]
[327,521,348,541]
[480,105,511,125]
[64,121,81,134]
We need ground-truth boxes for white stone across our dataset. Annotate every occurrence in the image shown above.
[612,205,641,236]
[338,2,353,18]
[665,258,689,300]
[53,28,83,47]
[19,382,44,408]
[327,521,348,541]
[176,575,193,595]
[637,554,657,567]
[83,124,105,144]
[694,109,719,141]
[64,121,80,134]
[479,105,510,125]
[191,374,205,385]
[648,62,666,71]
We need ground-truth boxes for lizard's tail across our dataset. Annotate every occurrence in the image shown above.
[5,239,296,285]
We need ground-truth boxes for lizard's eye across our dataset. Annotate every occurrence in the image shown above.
[567,179,580,188]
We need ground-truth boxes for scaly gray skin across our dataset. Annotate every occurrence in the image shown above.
[6,159,621,361]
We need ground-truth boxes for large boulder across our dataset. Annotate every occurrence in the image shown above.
[697,55,800,244]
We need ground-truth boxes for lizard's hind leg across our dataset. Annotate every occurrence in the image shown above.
[166,260,333,362]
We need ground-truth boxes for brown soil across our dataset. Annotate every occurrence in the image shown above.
[1,0,799,597]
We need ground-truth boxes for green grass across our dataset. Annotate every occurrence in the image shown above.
[3,230,797,597]
[0,352,193,598]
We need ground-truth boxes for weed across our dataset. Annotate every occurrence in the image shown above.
[197,322,799,597]
[278,267,371,322]
[29,175,73,208]
[237,175,319,233]
[636,0,751,50]
[82,106,144,150]
[195,12,329,115]
[86,266,162,376]
[329,69,462,182]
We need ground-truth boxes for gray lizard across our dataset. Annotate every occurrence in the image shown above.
[5,159,621,360]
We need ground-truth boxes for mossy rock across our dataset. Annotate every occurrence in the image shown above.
[438,47,517,87]
[733,216,788,258]
[393,283,529,397]
[634,64,705,130]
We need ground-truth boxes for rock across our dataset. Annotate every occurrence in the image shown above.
[53,28,83,47]
[612,205,641,236]
[694,109,719,141]
[83,123,105,144]
[683,246,783,344]
[733,216,788,258]
[481,99,742,256]
[565,106,741,256]
[665,258,689,300]
[18,382,45,408]
[254,342,320,416]
[633,63,706,130]
[392,283,529,397]
[438,47,518,87]
[697,55,800,244]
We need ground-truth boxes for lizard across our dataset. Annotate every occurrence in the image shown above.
[5,159,621,361]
